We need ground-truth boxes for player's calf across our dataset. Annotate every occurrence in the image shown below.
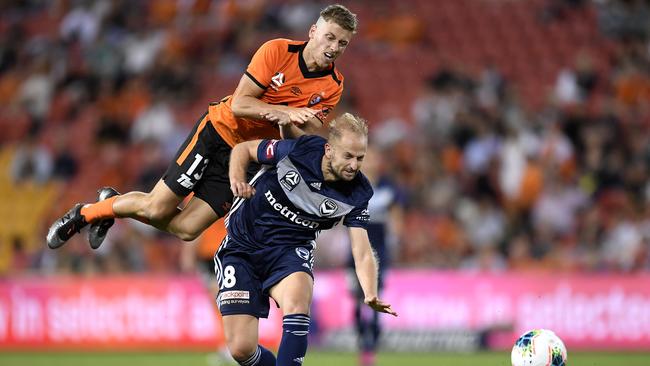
[136,193,180,223]
[165,197,220,241]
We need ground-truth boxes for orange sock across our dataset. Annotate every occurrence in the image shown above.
[81,196,118,223]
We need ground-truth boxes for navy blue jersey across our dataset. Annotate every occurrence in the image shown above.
[225,135,373,251]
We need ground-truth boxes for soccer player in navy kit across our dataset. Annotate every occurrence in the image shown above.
[219,113,397,366]
[347,146,404,366]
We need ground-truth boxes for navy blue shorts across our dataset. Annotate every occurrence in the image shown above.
[214,237,315,318]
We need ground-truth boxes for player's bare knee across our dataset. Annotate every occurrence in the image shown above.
[227,340,257,362]
[281,299,310,315]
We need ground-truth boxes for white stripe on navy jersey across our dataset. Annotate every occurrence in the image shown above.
[224,166,268,228]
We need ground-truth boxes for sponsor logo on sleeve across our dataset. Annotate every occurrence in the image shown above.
[355,208,370,221]
[271,72,285,91]
[265,140,278,159]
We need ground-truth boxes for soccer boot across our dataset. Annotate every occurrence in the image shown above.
[46,203,88,249]
[88,187,120,250]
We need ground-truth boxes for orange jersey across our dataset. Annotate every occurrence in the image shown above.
[208,38,344,147]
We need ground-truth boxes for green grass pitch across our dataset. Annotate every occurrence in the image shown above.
[1,351,649,366]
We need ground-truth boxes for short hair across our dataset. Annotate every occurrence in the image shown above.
[328,113,368,142]
[319,4,358,33]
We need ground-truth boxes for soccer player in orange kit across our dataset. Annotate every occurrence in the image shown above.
[47,4,358,250]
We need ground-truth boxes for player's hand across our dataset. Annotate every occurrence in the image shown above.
[230,181,256,199]
[261,108,318,126]
[261,110,291,126]
[364,296,398,317]
[285,107,318,124]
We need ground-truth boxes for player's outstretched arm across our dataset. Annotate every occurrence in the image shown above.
[230,75,321,137]
[228,140,262,199]
[349,227,398,317]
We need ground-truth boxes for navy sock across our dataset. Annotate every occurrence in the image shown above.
[356,301,381,352]
[238,345,276,366]
[277,314,310,366]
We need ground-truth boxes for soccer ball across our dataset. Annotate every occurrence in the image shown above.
[511,329,567,366]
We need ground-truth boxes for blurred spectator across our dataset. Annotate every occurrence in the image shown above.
[121,20,166,75]
[277,0,321,34]
[507,232,541,271]
[601,207,645,271]
[0,23,25,74]
[463,119,501,175]
[51,127,79,181]
[477,65,506,110]
[134,139,167,191]
[596,0,650,39]
[130,92,177,146]
[17,58,55,132]
[59,0,108,46]
[370,104,411,149]
[412,70,467,144]
[499,125,540,205]
[460,245,507,272]
[10,132,52,185]
[458,196,506,250]
[10,236,33,273]
[532,173,587,236]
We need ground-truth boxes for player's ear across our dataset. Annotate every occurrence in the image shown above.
[309,24,317,39]
[324,143,332,158]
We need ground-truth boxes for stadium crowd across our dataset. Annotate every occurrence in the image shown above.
[1,0,650,275]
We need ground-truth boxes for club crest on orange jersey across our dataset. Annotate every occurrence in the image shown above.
[308,93,322,106]
[271,72,284,91]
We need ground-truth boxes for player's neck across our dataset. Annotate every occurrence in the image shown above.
[302,44,326,72]
[321,157,337,181]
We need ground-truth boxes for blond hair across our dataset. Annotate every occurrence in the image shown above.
[320,4,358,33]
[328,113,368,142]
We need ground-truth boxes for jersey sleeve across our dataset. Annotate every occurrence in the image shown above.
[245,39,283,90]
[343,205,370,228]
[257,139,296,165]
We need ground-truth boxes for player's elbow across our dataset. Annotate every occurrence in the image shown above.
[230,96,246,117]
